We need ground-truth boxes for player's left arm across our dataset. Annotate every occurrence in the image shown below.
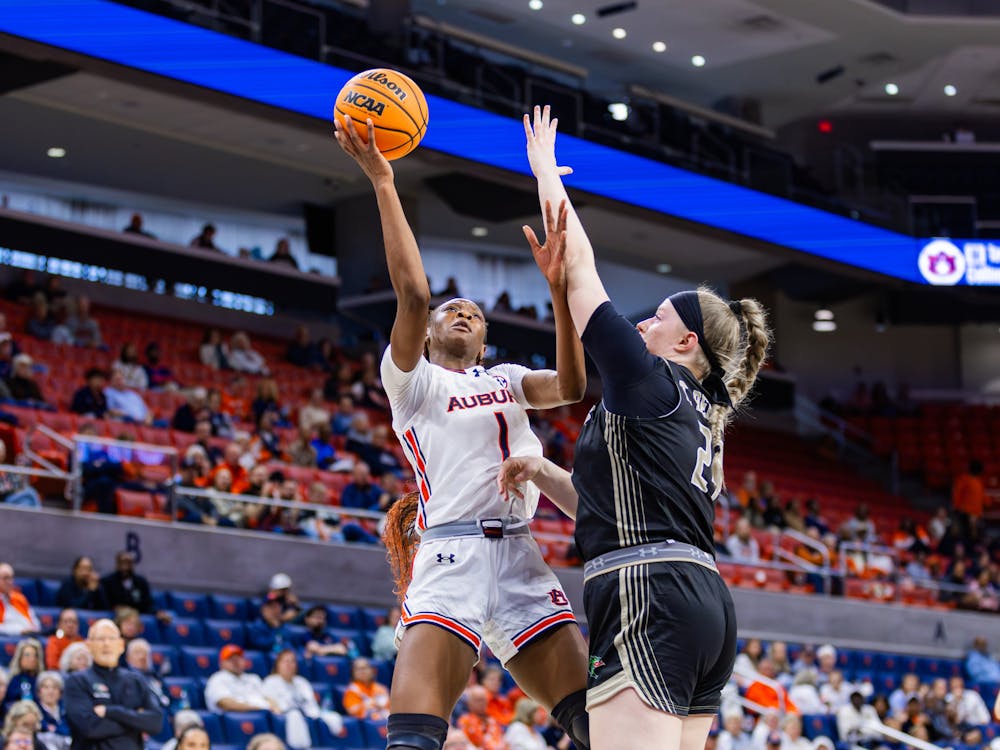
[521,200,587,409]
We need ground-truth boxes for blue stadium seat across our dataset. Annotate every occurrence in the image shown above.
[875,670,899,693]
[853,649,877,671]
[163,676,202,710]
[221,711,271,744]
[149,644,178,675]
[78,610,114,634]
[361,718,388,748]
[195,712,225,744]
[802,714,836,740]
[329,628,368,656]
[152,590,170,613]
[139,614,164,644]
[210,595,249,621]
[14,578,37,603]
[243,650,269,677]
[311,682,341,712]
[0,636,20,667]
[36,579,61,606]
[203,620,246,649]
[317,717,366,749]
[981,722,1000,742]
[874,652,900,673]
[940,658,963,677]
[371,659,393,689]
[169,591,210,619]
[164,618,206,647]
[180,646,219,678]
[34,606,62,633]
[360,608,388,631]
[327,605,362,630]
[311,656,351,685]
[898,654,920,674]
[836,648,854,671]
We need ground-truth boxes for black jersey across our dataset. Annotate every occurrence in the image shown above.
[573,302,720,562]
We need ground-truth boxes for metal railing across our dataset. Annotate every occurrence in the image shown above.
[862,717,955,750]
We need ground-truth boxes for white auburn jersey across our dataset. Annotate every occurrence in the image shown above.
[381,346,542,531]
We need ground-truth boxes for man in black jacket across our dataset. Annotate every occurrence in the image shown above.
[100,552,170,623]
[65,619,163,750]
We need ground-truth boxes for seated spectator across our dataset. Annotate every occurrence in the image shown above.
[350,354,389,412]
[947,675,991,728]
[229,333,268,375]
[114,607,144,646]
[246,594,293,655]
[3,638,42,711]
[330,395,355,436]
[204,645,278,713]
[816,644,837,683]
[35,669,70,739]
[7,354,46,404]
[781,714,810,750]
[76,429,125,515]
[370,606,400,662]
[788,670,823,715]
[57,643,92,675]
[803,498,829,535]
[340,463,382,511]
[70,369,109,418]
[342,658,389,721]
[104,371,152,424]
[503,697,546,750]
[250,379,281,427]
[55,557,108,611]
[842,503,876,543]
[261,649,343,749]
[357,425,403,479]
[124,638,169,709]
[819,669,853,713]
[297,388,329,431]
[266,574,302,624]
[199,329,229,371]
[100,551,169,622]
[750,711,780,749]
[45,610,82,670]
[190,224,219,251]
[0,443,42,508]
[25,294,53,341]
[965,637,1000,684]
[377,473,403,513]
[206,444,249,495]
[836,691,881,744]
[324,364,355,404]
[480,666,514,726]
[768,641,793,686]
[250,412,281,462]
[192,420,224,465]
[205,388,234,438]
[50,299,74,346]
[344,412,373,455]
[286,327,323,370]
[268,239,299,270]
[888,673,920,717]
[64,619,163,748]
[64,295,102,349]
[437,276,460,296]
[143,343,175,390]
[732,638,763,678]
[716,707,751,750]
[0,333,15,384]
[246,734,285,750]
[2,700,44,750]
[309,424,337,470]
[160,712,205,750]
[286,428,317,468]
[744,659,798,714]
[112,343,148,391]
[122,213,155,239]
[725,518,760,562]
[172,388,210,433]
[456,686,504,750]
[297,606,349,658]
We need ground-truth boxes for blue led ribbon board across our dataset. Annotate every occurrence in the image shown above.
[0,0,990,286]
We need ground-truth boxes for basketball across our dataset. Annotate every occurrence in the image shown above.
[334,68,428,161]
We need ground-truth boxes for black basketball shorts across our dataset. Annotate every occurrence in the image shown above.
[583,560,737,716]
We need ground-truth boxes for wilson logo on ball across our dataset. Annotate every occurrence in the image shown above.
[334,67,428,161]
[363,70,408,101]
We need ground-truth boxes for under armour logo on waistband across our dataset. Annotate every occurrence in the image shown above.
[436,553,456,564]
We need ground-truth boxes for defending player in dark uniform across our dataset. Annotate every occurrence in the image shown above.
[499,106,771,750]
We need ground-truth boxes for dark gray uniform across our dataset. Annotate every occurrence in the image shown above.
[573,301,736,716]
[65,664,163,750]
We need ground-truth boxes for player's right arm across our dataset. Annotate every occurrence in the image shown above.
[334,115,429,371]
[498,455,578,519]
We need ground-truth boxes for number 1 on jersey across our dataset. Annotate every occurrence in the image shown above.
[494,412,510,460]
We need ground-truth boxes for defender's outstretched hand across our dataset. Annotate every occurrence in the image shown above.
[497,455,543,502]
[334,115,394,186]
[523,199,569,289]
[524,104,573,178]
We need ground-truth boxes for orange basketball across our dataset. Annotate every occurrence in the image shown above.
[334,68,428,161]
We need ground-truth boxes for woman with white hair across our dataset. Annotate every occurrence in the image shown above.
[780,714,811,750]
[57,643,91,675]
[161,710,205,750]
[262,649,343,749]
[504,698,549,750]
[2,699,45,750]
[34,671,69,738]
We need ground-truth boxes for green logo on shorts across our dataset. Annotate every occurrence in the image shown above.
[588,655,605,678]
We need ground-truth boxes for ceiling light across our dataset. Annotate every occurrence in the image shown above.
[884,82,899,95]
[812,320,837,332]
[612,27,627,39]
[814,309,834,321]
[571,13,586,24]
[652,41,667,53]
[656,263,672,274]
[471,226,488,237]
[46,147,66,159]
[529,0,543,9]
[691,55,706,67]
[608,102,629,121]
[944,84,957,97]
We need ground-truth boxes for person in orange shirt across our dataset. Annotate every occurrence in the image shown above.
[342,658,390,721]
[45,609,83,669]
[457,686,508,750]
[205,443,249,495]
[953,459,987,544]
[0,563,40,636]
[481,666,515,727]
[744,659,799,715]
[733,471,759,509]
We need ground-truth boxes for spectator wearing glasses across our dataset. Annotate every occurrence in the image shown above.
[0,564,40,636]
[34,670,70,738]
[2,701,44,750]
[64,619,163,750]
[45,610,83,670]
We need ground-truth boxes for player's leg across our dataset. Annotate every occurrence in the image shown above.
[387,623,477,749]
[678,715,716,750]
[505,623,590,747]
[589,688,683,750]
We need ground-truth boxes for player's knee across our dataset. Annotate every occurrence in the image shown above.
[551,688,591,750]
[385,712,450,750]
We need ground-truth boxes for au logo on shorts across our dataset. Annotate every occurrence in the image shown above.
[436,553,456,564]
[547,588,569,606]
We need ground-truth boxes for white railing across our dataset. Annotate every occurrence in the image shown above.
[861,717,955,750]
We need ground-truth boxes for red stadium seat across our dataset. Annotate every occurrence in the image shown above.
[115,489,159,517]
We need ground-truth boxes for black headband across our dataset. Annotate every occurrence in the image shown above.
[668,291,733,407]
